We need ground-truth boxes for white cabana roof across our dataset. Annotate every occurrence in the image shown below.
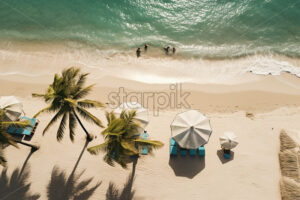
[0,96,23,121]
[171,110,212,149]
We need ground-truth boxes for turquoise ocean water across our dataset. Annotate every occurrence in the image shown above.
[0,0,299,59]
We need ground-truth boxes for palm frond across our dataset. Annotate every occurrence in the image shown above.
[120,141,138,154]
[73,84,95,100]
[76,107,103,128]
[57,113,68,142]
[76,73,89,88]
[62,67,80,83]
[105,132,124,136]
[64,98,77,107]
[1,120,30,128]
[134,139,164,148]
[105,111,117,125]
[42,109,65,135]
[103,154,115,167]
[33,105,53,118]
[69,112,77,142]
[0,131,18,148]
[87,141,109,155]
[32,93,45,98]
[78,100,104,108]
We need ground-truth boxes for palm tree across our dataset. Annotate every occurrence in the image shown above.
[0,108,31,166]
[32,67,104,142]
[88,110,164,168]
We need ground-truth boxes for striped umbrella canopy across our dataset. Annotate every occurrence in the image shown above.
[114,102,149,131]
[219,132,238,150]
[171,110,212,149]
[0,96,23,121]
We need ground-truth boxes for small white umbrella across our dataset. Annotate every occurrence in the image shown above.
[171,110,212,149]
[0,96,23,121]
[114,102,149,131]
[219,132,238,150]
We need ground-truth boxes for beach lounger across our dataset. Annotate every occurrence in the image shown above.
[170,145,177,156]
[170,138,177,146]
[141,146,148,155]
[7,117,38,136]
[198,146,205,156]
[223,149,231,159]
[141,131,149,140]
[170,138,178,156]
[170,145,177,155]
[141,131,149,155]
[180,149,187,156]
[190,149,197,156]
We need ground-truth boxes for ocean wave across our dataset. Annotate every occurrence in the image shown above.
[1,46,300,84]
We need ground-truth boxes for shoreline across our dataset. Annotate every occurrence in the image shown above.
[1,42,300,85]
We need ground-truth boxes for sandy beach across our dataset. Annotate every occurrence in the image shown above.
[1,0,300,199]
[1,71,300,199]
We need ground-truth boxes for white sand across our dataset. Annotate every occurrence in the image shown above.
[1,71,300,199]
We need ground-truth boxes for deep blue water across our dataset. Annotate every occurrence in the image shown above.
[0,0,299,58]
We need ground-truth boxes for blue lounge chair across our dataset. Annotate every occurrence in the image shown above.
[190,149,197,156]
[7,126,15,133]
[141,131,149,155]
[170,145,177,156]
[223,149,231,159]
[198,146,205,156]
[141,131,149,140]
[141,146,148,155]
[224,153,231,159]
[170,138,177,146]
[7,117,38,136]
[170,138,178,156]
[180,149,187,156]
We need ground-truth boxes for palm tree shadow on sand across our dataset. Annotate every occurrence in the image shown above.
[47,166,101,200]
[169,156,205,179]
[47,140,101,200]
[19,148,37,178]
[0,165,40,200]
[106,156,138,200]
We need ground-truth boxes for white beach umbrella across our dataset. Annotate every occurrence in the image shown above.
[219,132,238,150]
[171,110,212,149]
[0,96,23,121]
[114,102,149,130]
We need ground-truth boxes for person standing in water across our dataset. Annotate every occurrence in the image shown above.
[136,47,141,58]
[163,46,170,55]
[172,47,176,54]
[144,44,148,52]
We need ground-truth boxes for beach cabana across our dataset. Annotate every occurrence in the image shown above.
[0,96,23,121]
[219,132,238,159]
[170,110,212,156]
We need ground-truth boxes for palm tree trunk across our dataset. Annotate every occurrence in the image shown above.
[15,140,39,151]
[72,110,93,141]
